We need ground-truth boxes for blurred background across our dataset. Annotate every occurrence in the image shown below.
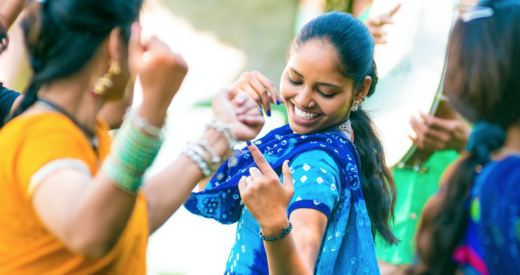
[0,0,459,274]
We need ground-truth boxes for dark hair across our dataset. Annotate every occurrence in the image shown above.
[291,11,398,245]
[0,20,9,54]
[408,2,520,275]
[8,0,142,122]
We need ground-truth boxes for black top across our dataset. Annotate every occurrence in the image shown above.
[0,84,21,126]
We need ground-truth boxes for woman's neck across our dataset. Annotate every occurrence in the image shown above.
[504,124,520,153]
[38,74,104,130]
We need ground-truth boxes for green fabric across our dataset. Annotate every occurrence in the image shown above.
[325,0,353,13]
[375,150,460,265]
[357,5,371,23]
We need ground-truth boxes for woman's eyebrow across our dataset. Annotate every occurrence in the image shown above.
[290,67,341,88]
[289,68,304,78]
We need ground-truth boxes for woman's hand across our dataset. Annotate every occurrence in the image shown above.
[409,112,472,153]
[213,87,265,141]
[366,4,401,44]
[238,143,294,237]
[234,71,284,117]
[128,22,188,127]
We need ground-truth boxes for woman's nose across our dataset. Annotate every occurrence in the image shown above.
[294,86,314,109]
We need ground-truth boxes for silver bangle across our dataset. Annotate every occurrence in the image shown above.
[183,147,212,177]
[206,117,237,158]
[194,140,222,170]
[126,109,163,138]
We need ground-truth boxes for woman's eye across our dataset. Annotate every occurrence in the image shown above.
[288,77,302,85]
[319,90,335,98]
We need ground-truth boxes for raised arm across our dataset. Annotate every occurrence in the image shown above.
[31,25,187,258]
[238,143,328,275]
[32,23,264,259]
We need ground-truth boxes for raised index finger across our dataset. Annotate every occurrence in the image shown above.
[389,3,401,16]
[246,142,277,177]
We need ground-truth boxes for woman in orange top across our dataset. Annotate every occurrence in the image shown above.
[0,0,264,274]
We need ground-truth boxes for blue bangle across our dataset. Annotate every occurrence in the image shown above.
[259,222,292,242]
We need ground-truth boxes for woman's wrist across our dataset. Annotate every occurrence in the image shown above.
[259,215,290,239]
[199,128,229,158]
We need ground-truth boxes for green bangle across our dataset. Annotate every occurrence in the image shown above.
[101,116,163,194]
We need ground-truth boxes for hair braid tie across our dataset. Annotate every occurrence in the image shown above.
[466,121,506,164]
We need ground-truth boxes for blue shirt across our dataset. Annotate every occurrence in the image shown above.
[224,150,341,274]
[185,125,381,275]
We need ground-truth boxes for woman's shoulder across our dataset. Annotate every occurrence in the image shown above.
[291,149,339,170]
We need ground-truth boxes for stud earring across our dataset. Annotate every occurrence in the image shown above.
[351,101,359,112]
[91,61,121,96]
[308,101,314,108]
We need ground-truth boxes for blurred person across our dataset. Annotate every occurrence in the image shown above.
[0,0,264,274]
[0,0,130,128]
[407,0,520,274]
[325,1,474,274]
[186,11,398,275]
[325,0,401,44]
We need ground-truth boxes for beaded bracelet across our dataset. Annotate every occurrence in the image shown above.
[183,147,212,177]
[206,118,236,158]
[194,140,222,170]
[101,113,163,194]
[259,222,293,242]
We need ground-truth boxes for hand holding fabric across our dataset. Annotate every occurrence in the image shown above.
[238,143,294,237]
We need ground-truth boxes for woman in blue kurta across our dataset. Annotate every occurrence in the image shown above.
[408,1,520,275]
[186,12,398,274]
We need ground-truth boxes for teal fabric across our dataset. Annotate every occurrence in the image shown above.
[224,150,341,274]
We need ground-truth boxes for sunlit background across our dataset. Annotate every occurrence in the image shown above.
[0,0,462,273]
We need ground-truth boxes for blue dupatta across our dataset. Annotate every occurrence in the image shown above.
[184,124,380,274]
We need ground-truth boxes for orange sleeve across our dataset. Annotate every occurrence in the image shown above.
[14,115,98,199]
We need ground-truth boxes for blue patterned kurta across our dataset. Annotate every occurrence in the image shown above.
[184,124,381,274]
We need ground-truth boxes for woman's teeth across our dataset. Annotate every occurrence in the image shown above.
[294,105,319,120]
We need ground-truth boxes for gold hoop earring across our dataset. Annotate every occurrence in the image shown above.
[351,101,359,112]
[92,62,121,96]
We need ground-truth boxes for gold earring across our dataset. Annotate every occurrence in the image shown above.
[351,101,359,111]
[93,62,121,95]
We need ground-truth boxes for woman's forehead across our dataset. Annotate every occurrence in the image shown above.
[288,40,350,86]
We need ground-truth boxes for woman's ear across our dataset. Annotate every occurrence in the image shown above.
[107,27,122,64]
[355,76,371,103]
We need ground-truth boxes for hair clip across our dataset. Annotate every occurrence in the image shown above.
[461,0,520,23]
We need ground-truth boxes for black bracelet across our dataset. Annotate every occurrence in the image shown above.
[259,222,293,242]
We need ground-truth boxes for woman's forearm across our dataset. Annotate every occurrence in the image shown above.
[144,128,230,233]
[263,229,313,275]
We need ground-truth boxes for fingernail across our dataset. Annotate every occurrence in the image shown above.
[246,141,251,146]
[258,108,263,114]
[267,110,271,117]
[276,99,280,105]
[236,96,246,104]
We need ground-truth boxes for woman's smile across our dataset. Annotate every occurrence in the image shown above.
[290,101,321,125]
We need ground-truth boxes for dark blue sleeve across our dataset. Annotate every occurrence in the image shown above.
[0,86,21,126]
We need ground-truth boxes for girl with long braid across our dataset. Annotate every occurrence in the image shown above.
[0,0,263,273]
[409,1,520,274]
[186,12,397,274]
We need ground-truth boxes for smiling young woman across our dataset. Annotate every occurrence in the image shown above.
[186,11,397,275]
